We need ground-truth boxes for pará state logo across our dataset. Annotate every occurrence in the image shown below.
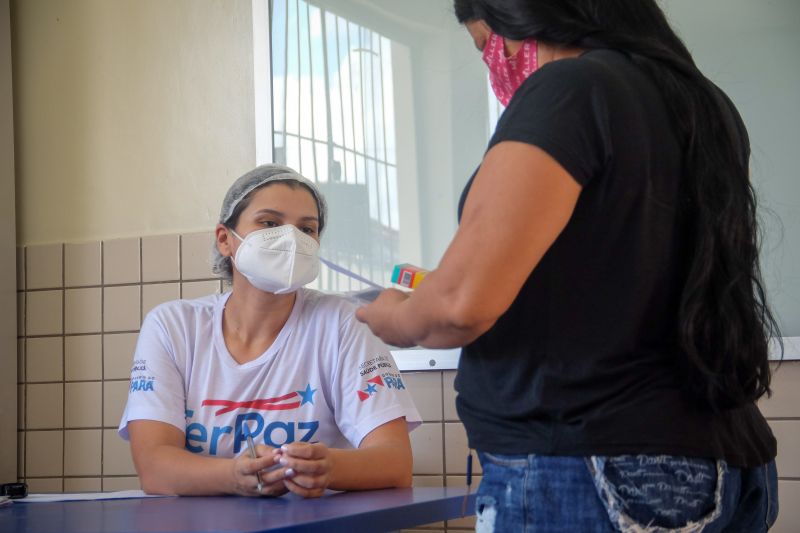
[357,373,406,402]
[130,377,155,393]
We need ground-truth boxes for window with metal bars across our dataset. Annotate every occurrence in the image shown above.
[270,0,399,292]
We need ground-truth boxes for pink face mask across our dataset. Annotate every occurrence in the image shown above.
[482,31,539,107]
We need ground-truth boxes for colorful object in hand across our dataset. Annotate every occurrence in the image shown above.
[391,264,428,289]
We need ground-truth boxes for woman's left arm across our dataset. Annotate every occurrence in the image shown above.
[277,417,412,497]
[356,140,582,348]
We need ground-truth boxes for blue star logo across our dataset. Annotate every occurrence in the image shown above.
[296,384,316,406]
[365,383,377,395]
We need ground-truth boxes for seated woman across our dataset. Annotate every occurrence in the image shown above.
[119,164,421,497]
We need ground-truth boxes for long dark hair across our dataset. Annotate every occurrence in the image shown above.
[454,0,781,410]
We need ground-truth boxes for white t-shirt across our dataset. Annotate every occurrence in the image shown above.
[118,289,421,457]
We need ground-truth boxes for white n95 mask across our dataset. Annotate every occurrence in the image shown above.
[231,225,320,294]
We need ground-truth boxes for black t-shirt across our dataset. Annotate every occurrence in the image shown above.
[455,49,776,468]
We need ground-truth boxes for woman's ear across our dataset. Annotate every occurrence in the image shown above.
[215,224,234,258]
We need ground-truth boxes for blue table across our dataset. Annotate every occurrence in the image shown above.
[1,487,476,533]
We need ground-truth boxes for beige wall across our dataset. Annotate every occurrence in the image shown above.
[12,0,256,246]
[1,0,19,484]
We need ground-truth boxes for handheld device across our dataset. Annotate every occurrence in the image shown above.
[246,434,264,493]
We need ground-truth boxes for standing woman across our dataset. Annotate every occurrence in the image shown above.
[357,0,780,530]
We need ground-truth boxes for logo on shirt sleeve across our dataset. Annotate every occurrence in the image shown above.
[130,377,155,392]
[358,355,395,376]
[129,359,155,393]
[357,372,405,402]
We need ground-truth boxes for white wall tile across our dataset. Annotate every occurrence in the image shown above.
[444,423,481,475]
[142,283,179,319]
[181,280,222,300]
[404,372,443,422]
[413,476,444,487]
[104,381,130,428]
[65,241,102,287]
[65,382,102,428]
[64,477,102,492]
[26,337,62,382]
[17,291,25,337]
[102,476,141,492]
[64,429,102,476]
[774,480,800,533]
[26,383,64,429]
[17,431,24,478]
[770,420,800,478]
[18,385,25,430]
[26,290,63,336]
[142,235,180,282]
[65,288,102,334]
[65,335,102,381]
[181,232,215,280]
[104,333,138,380]
[26,244,62,289]
[410,423,443,475]
[443,371,459,421]
[103,286,140,332]
[759,362,800,418]
[26,430,63,477]
[103,238,140,284]
[17,246,25,290]
[103,429,136,475]
[17,339,25,383]
[25,477,63,493]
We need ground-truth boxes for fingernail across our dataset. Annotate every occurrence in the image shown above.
[285,468,295,478]
[279,457,289,466]
[280,444,289,451]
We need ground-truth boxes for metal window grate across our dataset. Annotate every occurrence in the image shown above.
[270,0,399,292]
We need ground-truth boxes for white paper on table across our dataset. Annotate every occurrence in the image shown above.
[18,490,171,503]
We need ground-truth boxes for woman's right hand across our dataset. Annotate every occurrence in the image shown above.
[231,445,288,497]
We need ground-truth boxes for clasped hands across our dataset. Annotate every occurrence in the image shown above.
[232,441,332,498]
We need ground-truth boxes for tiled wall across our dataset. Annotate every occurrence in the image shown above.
[758,363,800,533]
[15,232,799,532]
[16,232,223,494]
[401,371,481,532]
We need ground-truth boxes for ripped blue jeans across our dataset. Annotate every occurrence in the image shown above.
[474,453,778,532]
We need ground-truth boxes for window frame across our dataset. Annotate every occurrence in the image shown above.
[252,0,461,369]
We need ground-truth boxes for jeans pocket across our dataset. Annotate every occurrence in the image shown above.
[586,455,725,532]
